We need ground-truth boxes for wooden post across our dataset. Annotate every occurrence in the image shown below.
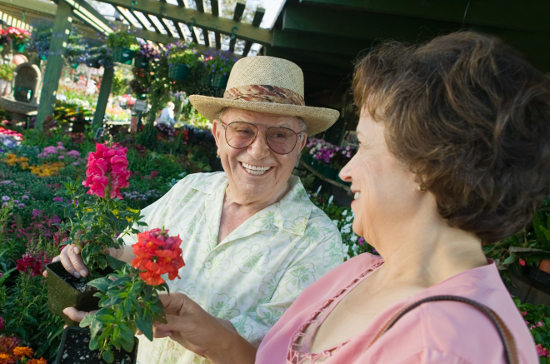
[35,0,72,131]
[92,65,114,129]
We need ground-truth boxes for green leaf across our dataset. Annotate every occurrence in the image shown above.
[135,316,154,341]
[87,276,112,292]
[102,349,114,363]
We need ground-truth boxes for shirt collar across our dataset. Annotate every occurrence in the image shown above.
[190,172,313,236]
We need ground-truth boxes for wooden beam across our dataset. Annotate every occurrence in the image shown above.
[195,0,210,47]
[129,9,150,31]
[145,14,163,34]
[133,25,178,45]
[92,66,114,129]
[98,0,271,44]
[297,0,550,33]
[229,1,245,52]
[243,7,264,56]
[211,0,221,49]
[0,0,56,16]
[69,0,112,32]
[172,20,186,41]
[36,0,72,131]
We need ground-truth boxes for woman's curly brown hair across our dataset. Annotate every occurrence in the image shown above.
[353,31,550,243]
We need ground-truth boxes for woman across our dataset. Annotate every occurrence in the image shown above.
[153,31,547,363]
[57,56,345,364]
[254,31,549,363]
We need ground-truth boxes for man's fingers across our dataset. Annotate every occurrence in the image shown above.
[62,306,89,322]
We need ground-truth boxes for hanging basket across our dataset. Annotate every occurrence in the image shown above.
[112,47,135,65]
[168,63,190,81]
[210,73,229,89]
[12,41,25,53]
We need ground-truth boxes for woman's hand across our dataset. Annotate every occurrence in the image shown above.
[154,293,257,364]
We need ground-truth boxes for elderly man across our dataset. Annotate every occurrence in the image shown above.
[59,56,344,364]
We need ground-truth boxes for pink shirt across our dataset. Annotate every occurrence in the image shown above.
[257,253,538,363]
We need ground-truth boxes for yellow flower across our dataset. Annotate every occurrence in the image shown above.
[0,353,15,364]
[13,346,33,358]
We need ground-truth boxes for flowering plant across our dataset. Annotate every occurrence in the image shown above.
[136,42,160,62]
[106,30,139,51]
[0,64,15,81]
[0,336,47,364]
[5,27,31,43]
[514,298,550,363]
[80,228,185,362]
[61,142,142,277]
[303,138,356,171]
[484,198,550,272]
[166,43,198,68]
[0,29,8,46]
[199,49,239,77]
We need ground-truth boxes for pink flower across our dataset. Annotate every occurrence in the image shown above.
[82,143,130,199]
[536,344,549,357]
[15,253,49,277]
[519,258,526,266]
[0,316,3,331]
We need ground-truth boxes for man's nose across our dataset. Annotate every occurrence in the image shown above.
[246,130,271,158]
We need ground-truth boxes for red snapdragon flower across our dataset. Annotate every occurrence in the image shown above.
[131,228,185,286]
[15,253,49,277]
[82,142,130,199]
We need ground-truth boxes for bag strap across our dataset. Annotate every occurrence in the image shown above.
[367,295,520,364]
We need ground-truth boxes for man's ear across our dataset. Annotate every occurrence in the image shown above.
[296,133,308,153]
[212,119,222,148]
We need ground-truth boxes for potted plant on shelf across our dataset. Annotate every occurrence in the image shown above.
[106,31,140,65]
[302,138,355,183]
[199,49,239,89]
[166,43,198,81]
[0,63,15,97]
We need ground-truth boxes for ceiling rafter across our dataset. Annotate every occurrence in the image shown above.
[96,0,271,45]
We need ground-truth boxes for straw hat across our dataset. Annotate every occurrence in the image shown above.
[189,56,339,136]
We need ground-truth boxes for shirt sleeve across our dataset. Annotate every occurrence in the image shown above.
[230,219,344,345]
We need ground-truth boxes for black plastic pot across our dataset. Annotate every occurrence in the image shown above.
[46,261,101,325]
[54,326,138,364]
[507,262,550,305]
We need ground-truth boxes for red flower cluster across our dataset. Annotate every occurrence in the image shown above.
[131,228,185,286]
[5,27,30,41]
[0,127,23,142]
[82,142,130,199]
[15,253,49,277]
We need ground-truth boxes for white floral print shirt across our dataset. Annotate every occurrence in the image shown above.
[123,172,344,364]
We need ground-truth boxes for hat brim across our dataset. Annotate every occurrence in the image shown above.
[189,95,339,136]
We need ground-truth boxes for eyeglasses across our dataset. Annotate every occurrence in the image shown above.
[220,121,305,155]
